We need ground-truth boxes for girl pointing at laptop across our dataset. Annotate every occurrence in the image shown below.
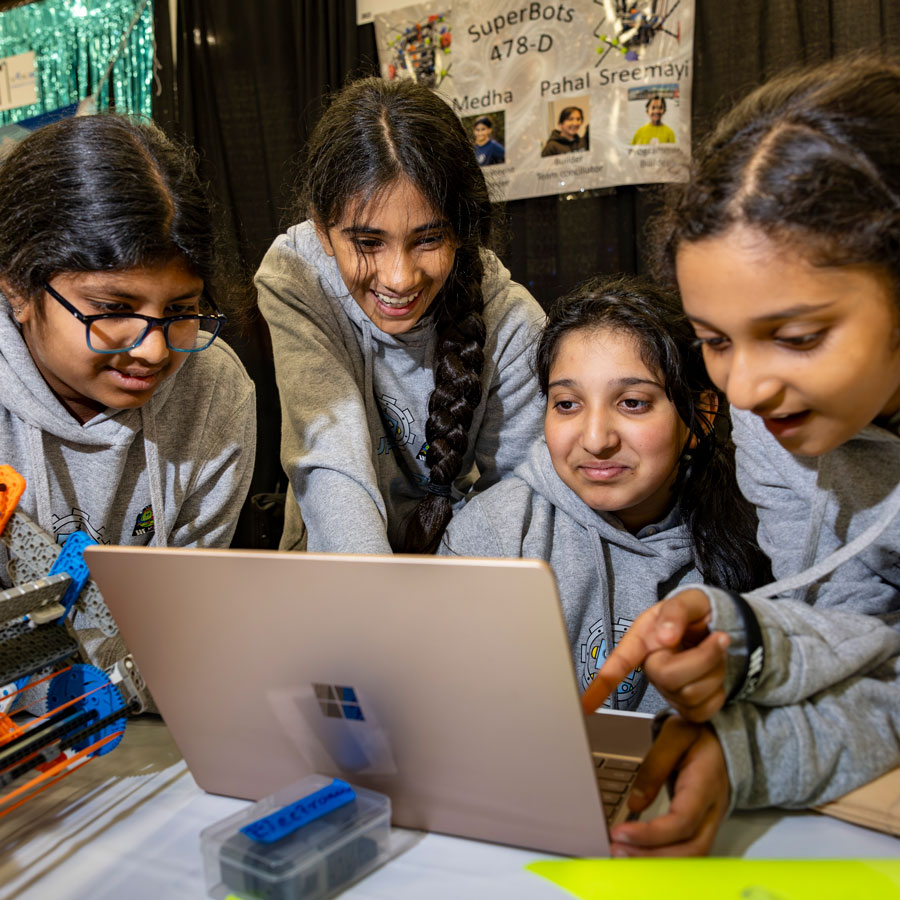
[585,56,900,855]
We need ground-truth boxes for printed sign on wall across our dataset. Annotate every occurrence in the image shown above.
[374,2,693,200]
[0,51,37,113]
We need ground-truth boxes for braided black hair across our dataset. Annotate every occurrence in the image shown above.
[300,77,493,554]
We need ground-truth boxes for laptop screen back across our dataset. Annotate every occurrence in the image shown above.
[84,546,611,856]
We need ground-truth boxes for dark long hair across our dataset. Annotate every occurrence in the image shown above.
[558,106,584,125]
[0,114,217,310]
[652,55,900,289]
[536,275,771,592]
[300,77,492,554]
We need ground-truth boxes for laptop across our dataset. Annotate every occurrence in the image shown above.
[84,546,656,857]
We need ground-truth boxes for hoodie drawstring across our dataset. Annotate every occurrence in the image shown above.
[141,404,168,548]
[747,456,900,602]
[780,460,830,602]
[360,318,378,470]
[25,424,53,531]
[589,529,618,710]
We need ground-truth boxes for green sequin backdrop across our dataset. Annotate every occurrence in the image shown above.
[0,0,154,124]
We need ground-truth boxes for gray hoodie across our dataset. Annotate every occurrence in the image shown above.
[256,221,545,553]
[0,299,256,587]
[439,439,703,710]
[698,408,900,810]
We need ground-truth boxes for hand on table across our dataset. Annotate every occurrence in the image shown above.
[580,588,731,721]
[609,716,731,857]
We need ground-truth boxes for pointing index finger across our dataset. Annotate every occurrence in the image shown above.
[580,589,713,715]
[580,621,656,714]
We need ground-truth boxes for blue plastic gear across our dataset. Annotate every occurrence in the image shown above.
[47,663,127,757]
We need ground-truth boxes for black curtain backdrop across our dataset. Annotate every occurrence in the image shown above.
[154,1,378,545]
[151,0,900,546]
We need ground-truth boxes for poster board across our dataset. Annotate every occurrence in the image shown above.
[374,1,693,200]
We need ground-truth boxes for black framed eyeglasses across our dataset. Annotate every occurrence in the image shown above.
[43,282,227,354]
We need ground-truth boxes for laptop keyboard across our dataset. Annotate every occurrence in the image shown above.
[592,753,641,824]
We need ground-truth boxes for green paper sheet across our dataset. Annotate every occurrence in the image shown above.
[526,858,900,900]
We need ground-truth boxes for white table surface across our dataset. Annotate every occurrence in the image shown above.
[2,717,899,900]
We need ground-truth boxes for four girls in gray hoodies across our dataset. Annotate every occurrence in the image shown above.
[0,115,256,584]
[10,64,895,858]
[257,78,544,555]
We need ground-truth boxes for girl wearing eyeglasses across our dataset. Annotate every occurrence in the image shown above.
[0,114,256,577]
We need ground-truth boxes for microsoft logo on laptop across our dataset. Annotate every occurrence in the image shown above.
[313,683,365,721]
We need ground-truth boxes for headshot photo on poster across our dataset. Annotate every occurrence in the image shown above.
[540,97,590,157]
[462,110,506,166]
[630,85,679,146]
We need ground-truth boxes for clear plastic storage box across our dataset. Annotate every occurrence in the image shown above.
[200,775,392,900]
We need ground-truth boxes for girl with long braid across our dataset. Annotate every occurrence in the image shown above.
[257,78,544,554]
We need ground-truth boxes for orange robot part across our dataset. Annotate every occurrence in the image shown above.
[0,465,25,535]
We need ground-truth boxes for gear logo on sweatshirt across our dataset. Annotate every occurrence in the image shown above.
[52,508,105,544]
[581,615,641,710]
[377,393,416,456]
[132,505,155,537]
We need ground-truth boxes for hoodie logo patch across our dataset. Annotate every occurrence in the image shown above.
[132,505,155,536]
[377,393,416,456]
[581,615,640,709]
[52,508,106,544]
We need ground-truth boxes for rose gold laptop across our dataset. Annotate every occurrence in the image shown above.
[84,546,656,857]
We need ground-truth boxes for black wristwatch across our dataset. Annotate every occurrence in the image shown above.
[724,590,765,703]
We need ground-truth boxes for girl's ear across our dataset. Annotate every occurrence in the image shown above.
[1,280,33,325]
[689,390,720,449]
[313,221,335,257]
